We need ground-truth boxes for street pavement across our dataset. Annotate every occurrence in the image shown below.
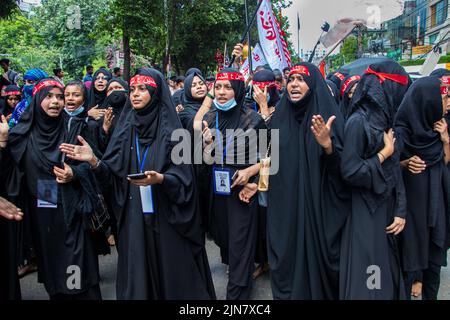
[19,241,449,300]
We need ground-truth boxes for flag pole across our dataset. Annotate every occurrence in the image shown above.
[297,13,300,60]
[228,0,264,67]
[245,0,253,74]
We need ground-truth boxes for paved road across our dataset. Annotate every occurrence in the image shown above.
[20,241,449,300]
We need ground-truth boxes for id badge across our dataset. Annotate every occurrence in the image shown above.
[213,167,232,196]
[140,186,155,214]
[37,179,58,209]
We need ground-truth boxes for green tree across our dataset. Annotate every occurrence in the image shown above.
[341,35,358,64]
[32,0,110,78]
[0,12,59,75]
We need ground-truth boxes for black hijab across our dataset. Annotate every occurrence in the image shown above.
[339,75,361,119]
[8,79,66,196]
[100,67,202,243]
[395,77,444,165]
[87,68,112,109]
[349,60,411,130]
[205,68,247,132]
[203,68,264,166]
[395,76,450,247]
[430,68,450,78]
[0,85,21,116]
[252,69,281,108]
[327,71,347,92]
[103,77,129,118]
[179,72,206,129]
[268,62,347,299]
[325,79,340,105]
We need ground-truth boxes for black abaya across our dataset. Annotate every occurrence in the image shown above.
[5,80,102,298]
[340,60,411,300]
[395,77,450,299]
[267,63,349,300]
[93,68,215,300]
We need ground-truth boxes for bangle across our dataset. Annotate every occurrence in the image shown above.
[90,156,100,169]
[378,152,386,162]
[206,93,215,100]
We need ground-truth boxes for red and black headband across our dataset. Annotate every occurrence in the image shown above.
[129,75,157,88]
[1,90,21,97]
[340,75,361,97]
[289,65,311,77]
[334,72,345,81]
[32,80,64,97]
[216,72,245,82]
[253,81,277,90]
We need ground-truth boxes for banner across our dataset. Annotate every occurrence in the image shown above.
[257,0,291,72]
[240,43,268,80]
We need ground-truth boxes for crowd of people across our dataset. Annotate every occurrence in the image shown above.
[0,43,449,300]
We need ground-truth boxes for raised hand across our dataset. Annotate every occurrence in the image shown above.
[0,115,9,148]
[202,121,213,146]
[434,118,449,144]
[102,107,115,134]
[382,129,396,158]
[59,136,95,164]
[311,115,335,154]
[88,105,106,120]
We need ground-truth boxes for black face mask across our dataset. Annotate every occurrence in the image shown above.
[105,90,127,109]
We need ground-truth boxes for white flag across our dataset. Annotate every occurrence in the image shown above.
[240,43,268,80]
[257,0,291,71]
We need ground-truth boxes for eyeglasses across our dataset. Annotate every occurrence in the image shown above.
[96,76,109,81]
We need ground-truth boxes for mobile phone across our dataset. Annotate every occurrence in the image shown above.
[127,173,147,180]
[231,170,239,183]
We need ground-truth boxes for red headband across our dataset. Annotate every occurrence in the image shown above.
[365,67,409,86]
[216,72,245,82]
[253,81,277,90]
[2,90,21,97]
[289,65,310,77]
[334,72,345,80]
[441,86,448,95]
[441,76,450,85]
[129,75,157,88]
[32,80,64,96]
[340,75,361,97]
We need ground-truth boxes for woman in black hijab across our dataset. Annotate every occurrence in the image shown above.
[87,68,112,119]
[61,68,215,300]
[0,85,21,121]
[267,63,349,300]
[249,69,280,278]
[193,68,266,300]
[251,69,280,119]
[3,78,103,300]
[97,77,130,153]
[179,72,207,130]
[340,60,411,299]
[395,77,450,300]
[327,71,347,93]
[339,75,361,120]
